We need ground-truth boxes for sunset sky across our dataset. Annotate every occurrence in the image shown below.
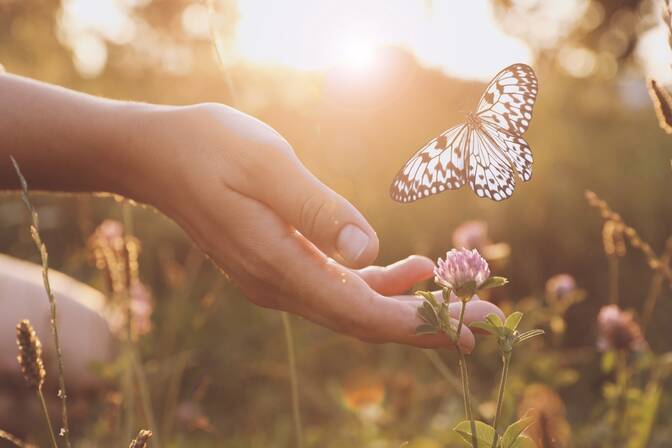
[59,0,672,83]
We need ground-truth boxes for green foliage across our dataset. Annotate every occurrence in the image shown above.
[453,420,498,448]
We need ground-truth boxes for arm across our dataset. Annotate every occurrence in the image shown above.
[0,72,503,350]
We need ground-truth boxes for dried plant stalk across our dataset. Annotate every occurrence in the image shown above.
[586,190,672,285]
[129,429,153,448]
[15,320,58,448]
[647,79,672,134]
[0,429,35,448]
[11,157,72,448]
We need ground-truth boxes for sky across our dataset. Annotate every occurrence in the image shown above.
[58,0,672,84]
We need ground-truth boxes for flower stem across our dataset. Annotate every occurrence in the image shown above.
[608,256,619,305]
[455,300,477,448]
[282,312,303,448]
[38,389,58,448]
[641,271,664,335]
[491,353,511,448]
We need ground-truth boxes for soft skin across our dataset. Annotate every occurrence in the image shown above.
[0,73,504,352]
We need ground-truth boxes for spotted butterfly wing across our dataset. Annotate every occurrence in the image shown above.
[389,63,538,203]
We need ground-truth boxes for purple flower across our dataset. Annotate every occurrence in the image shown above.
[545,274,576,300]
[452,221,489,250]
[434,248,491,291]
[597,305,646,352]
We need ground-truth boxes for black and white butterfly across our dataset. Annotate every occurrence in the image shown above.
[390,63,538,203]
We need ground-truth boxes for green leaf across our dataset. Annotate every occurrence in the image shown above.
[442,288,453,302]
[504,312,523,331]
[416,290,439,307]
[510,435,537,448]
[500,415,535,448]
[453,420,498,447]
[454,281,477,299]
[415,324,438,335]
[486,313,505,328]
[514,329,545,344]
[479,276,509,291]
[417,302,440,328]
[469,321,500,336]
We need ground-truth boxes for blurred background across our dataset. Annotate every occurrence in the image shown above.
[1,0,671,446]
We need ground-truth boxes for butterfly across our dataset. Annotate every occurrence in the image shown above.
[390,63,538,203]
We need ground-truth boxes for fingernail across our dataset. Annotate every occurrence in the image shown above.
[337,224,369,264]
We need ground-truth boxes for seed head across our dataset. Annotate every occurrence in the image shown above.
[129,429,153,448]
[16,320,46,390]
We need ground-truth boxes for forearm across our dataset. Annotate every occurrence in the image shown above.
[0,73,158,196]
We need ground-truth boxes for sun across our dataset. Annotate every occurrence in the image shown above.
[336,36,379,74]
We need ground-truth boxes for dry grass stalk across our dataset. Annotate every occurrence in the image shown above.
[16,320,58,448]
[585,190,672,285]
[0,429,35,448]
[129,429,153,448]
[647,79,672,134]
[11,157,72,448]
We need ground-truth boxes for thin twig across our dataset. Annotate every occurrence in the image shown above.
[282,312,304,448]
[11,157,72,448]
[0,429,33,448]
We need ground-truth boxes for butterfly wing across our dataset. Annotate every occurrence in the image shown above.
[389,124,468,203]
[476,63,538,135]
[482,121,533,181]
[466,128,516,201]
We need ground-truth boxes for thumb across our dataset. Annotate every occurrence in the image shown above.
[252,151,379,268]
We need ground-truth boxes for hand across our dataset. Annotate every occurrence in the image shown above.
[123,103,503,351]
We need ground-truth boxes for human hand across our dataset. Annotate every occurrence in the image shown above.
[120,103,504,351]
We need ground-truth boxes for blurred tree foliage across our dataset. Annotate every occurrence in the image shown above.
[1,0,672,446]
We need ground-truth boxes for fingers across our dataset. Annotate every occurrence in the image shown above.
[196,188,494,353]
[248,148,379,268]
[357,255,435,296]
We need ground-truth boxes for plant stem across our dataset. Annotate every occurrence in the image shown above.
[132,349,160,447]
[641,265,667,336]
[282,312,303,448]
[608,256,619,305]
[422,350,462,393]
[615,351,629,445]
[0,429,30,448]
[12,158,71,448]
[491,353,511,448]
[455,300,477,448]
[38,389,59,448]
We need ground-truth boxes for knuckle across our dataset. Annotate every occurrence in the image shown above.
[299,193,329,240]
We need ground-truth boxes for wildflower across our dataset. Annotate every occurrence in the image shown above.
[518,384,571,448]
[435,248,491,295]
[16,320,45,390]
[452,221,489,250]
[88,220,141,294]
[597,305,646,352]
[129,282,154,337]
[129,429,153,448]
[342,369,385,412]
[545,274,576,301]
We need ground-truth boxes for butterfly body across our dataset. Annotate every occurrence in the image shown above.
[390,63,538,203]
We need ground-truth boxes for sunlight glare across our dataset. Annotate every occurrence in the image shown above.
[336,36,378,74]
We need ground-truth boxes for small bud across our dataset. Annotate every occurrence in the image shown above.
[129,429,153,448]
[16,320,46,390]
[647,79,672,134]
